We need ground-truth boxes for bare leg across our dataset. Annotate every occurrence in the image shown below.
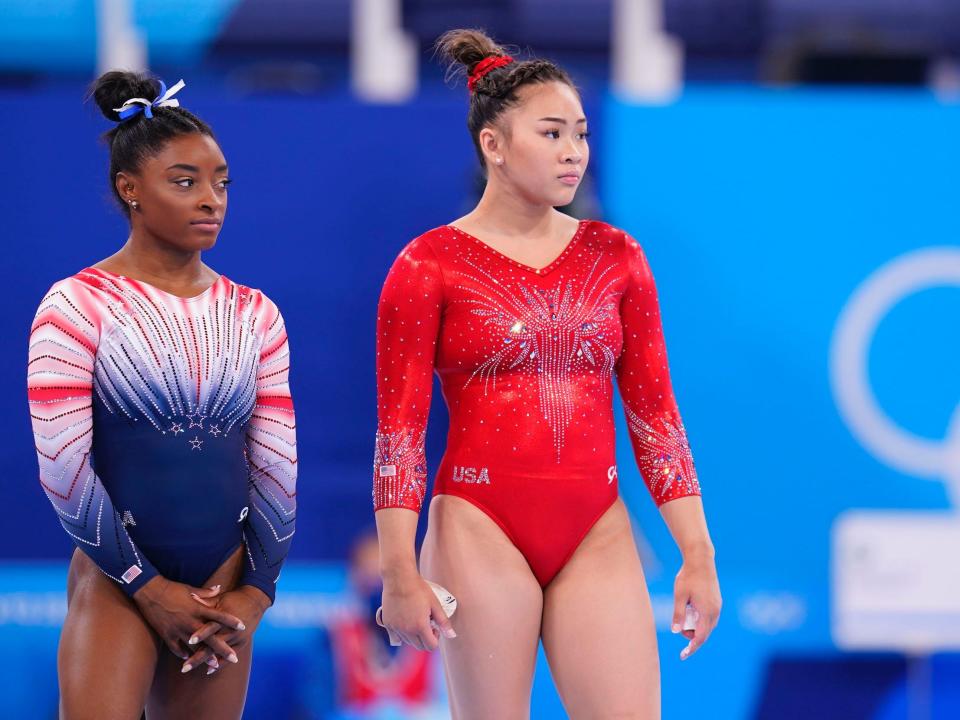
[147,546,251,720]
[541,498,660,720]
[59,549,159,720]
[420,495,543,720]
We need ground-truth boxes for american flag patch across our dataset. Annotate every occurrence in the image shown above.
[121,565,142,584]
[378,464,397,477]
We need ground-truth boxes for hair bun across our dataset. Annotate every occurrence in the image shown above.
[89,70,160,122]
[436,29,507,76]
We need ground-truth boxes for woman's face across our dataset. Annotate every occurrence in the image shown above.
[490,80,590,208]
[118,133,230,252]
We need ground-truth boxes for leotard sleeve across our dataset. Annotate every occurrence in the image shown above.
[28,278,159,595]
[616,234,702,506]
[372,238,444,513]
[240,295,297,604]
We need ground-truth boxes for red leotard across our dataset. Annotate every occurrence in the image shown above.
[373,220,700,586]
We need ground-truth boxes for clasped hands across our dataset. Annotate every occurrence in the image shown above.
[133,577,270,676]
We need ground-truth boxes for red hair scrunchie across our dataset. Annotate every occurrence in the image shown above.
[468,55,514,92]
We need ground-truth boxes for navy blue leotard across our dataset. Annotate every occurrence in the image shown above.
[28,268,297,602]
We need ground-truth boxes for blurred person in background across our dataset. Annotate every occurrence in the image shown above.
[372,29,721,719]
[27,70,297,719]
[324,530,446,719]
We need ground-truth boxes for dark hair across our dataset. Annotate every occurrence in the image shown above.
[435,29,575,168]
[88,70,216,216]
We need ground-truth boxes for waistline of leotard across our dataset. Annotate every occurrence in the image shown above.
[433,452,622,489]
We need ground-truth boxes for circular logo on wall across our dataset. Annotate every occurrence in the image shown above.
[830,247,960,506]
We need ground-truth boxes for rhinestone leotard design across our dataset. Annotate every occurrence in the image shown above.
[373,221,700,586]
[28,268,297,602]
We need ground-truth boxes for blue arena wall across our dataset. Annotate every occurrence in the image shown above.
[2,83,960,718]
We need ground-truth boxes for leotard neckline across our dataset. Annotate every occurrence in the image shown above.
[445,218,590,277]
[83,266,225,301]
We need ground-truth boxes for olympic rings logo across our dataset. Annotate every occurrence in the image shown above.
[829,248,960,507]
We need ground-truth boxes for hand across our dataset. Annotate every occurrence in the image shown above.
[672,552,721,661]
[380,569,456,652]
[132,577,246,661]
[181,585,270,674]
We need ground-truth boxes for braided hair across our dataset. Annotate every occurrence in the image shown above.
[436,29,576,168]
[88,70,216,216]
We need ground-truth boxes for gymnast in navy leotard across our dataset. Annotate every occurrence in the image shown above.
[27,71,297,719]
[31,268,295,598]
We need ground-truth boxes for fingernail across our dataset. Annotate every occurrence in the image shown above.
[443,627,457,639]
[237,622,246,631]
[181,664,192,673]
[188,637,198,645]
[671,623,681,634]
[211,584,221,592]
[206,657,219,668]
[228,654,238,664]
[206,666,217,675]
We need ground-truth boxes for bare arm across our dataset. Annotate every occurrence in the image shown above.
[659,496,721,660]
[375,508,420,580]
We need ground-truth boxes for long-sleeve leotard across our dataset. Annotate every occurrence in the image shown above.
[28,269,297,602]
[372,221,699,585]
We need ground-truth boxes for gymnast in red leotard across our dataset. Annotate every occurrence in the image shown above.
[374,220,700,586]
[374,30,721,719]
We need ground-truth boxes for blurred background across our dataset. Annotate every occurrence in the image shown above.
[3,0,960,718]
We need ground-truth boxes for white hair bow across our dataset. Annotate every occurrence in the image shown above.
[113,79,186,120]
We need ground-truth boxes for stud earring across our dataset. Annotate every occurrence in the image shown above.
[495,157,503,165]
[128,199,139,209]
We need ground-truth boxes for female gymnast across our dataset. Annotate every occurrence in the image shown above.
[373,30,721,719]
[28,71,297,719]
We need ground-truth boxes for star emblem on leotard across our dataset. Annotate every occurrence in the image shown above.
[187,413,205,429]
[208,424,222,437]
[189,436,203,451]
[169,422,184,435]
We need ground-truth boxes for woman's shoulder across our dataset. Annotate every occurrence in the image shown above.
[382,226,451,271]
[39,268,119,305]
[31,270,121,338]
[578,219,647,263]
[217,276,284,321]
[581,219,634,245]
[404,226,453,257]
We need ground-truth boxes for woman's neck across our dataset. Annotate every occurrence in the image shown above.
[467,177,558,238]
[103,230,209,284]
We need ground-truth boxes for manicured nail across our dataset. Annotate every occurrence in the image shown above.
[206,657,219,668]
[443,627,457,639]
[671,623,681,634]
[210,584,221,592]
[228,654,238,664]
[237,622,246,631]
[181,664,192,673]
[206,666,217,675]
[188,636,198,645]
